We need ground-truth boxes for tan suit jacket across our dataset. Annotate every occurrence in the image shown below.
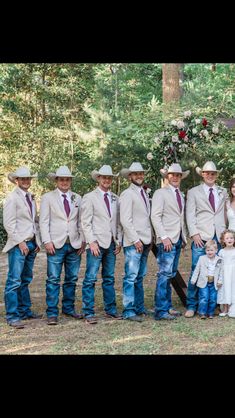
[186,184,228,241]
[119,184,152,247]
[81,188,122,249]
[39,189,84,249]
[3,187,41,253]
[151,186,187,245]
[191,255,223,290]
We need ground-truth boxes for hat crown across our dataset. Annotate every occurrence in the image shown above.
[14,166,34,177]
[98,165,114,176]
[55,166,73,177]
[202,161,217,172]
[167,163,183,174]
[128,162,145,172]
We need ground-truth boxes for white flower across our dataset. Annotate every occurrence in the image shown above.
[177,121,185,129]
[172,135,179,142]
[200,129,209,137]
[195,118,201,125]
[184,136,189,142]
[171,120,178,126]
[184,110,192,118]
[147,152,153,160]
[212,126,219,134]
[154,136,160,144]
[192,128,197,134]
[146,188,151,195]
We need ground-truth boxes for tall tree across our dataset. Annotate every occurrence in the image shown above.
[162,64,182,104]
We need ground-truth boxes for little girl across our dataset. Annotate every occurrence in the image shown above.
[217,229,235,317]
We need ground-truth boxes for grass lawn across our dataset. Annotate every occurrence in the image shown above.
[1,246,235,355]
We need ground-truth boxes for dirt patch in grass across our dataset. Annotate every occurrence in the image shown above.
[1,247,235,355]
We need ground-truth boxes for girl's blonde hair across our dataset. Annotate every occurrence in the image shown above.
[220,229,235,248]
[205,239,218,250]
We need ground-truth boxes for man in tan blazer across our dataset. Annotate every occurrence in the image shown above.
[119,162,152,322]
[185,160,228,317]
[151,163,189,320]
[81,165,122,324]
[3,166,42,329]
[40,166,85,325]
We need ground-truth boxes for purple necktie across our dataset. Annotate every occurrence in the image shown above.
[25,193,33,216]
[140,189,148,208]
[209,188,215,211]
[175,188,182,213]
[62,194,70,217]
[104,193,111,217]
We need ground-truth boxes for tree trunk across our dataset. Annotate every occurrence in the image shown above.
[211,64,216,71]
[162,64,182,104]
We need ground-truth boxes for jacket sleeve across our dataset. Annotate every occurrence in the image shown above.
[191,257,201,285]
[3,195,18,243]
[116,197,123,245]
[80,194,96,244]
[39,195,52,244]
[186,188,199,238]
[119,191,140,244]
[150,189,167,239]
[77,196,85,244]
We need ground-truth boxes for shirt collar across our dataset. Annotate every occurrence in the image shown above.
[168,184,180,194]
[57,188,70,198]
[98,187,111,197]
[203,183,215,192]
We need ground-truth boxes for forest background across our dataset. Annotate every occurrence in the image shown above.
[0,63,235,249]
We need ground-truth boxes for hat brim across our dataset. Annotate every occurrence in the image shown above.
[196,167,222,176]
[8,173,38,184]
[47,173,74,181]
[160,168,190,180]
[91,170,118,181]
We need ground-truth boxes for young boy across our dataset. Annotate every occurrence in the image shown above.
[191,240,223,319]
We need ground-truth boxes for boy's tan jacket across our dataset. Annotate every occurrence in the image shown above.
[119,184,152,247]
[2,187,41,253]
[81,188,122,249]
[39,189,84,249]
[186,184,228,241]
[191,254,223,289]
[151,186,187,244]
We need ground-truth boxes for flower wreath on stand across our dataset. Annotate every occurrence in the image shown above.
[146,111,230,175]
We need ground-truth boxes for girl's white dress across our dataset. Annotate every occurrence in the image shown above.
[217,248,235,317]
[226,201,235,231]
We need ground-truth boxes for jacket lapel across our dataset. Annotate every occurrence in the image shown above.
[55,189,67,217]
[130,184,149,213]
[95,188,111,218]
[16,187,32,217]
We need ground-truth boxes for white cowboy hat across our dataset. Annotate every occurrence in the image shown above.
[47,166,74,181]
[91,165,118,181]
[8,166,38,184]
[196,161,222,176]
[120,162,146,179]
[160,163,190,180]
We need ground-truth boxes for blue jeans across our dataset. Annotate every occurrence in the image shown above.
[122,244,151,319]
[198,283,217,316]
[82,241,117,317]
[4,240,37,323]
[155,238,182,319]
[46,244,81,318]
[186,235,221,312]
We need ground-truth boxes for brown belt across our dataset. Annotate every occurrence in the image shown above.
[207,275,214,283]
